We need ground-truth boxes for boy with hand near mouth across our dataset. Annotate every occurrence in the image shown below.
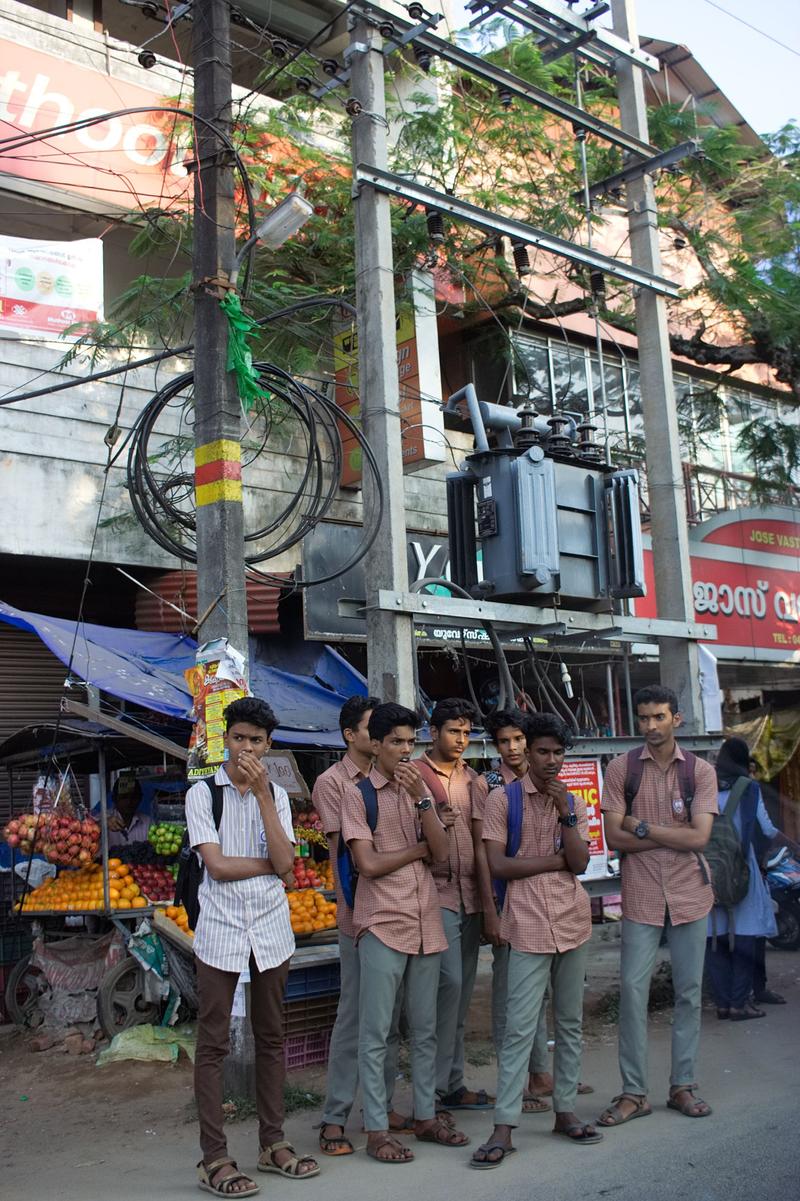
[341,702,469,1164]
[471,713,600,1168]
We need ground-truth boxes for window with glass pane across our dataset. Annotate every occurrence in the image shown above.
[624,365,644,453]
[688,380,725,468]
[550,343,589,419]
[725,388,754,475]
[588,353,628,458]
[511,333,551,411]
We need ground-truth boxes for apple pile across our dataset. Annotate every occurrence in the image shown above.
[3,813,48,855]
[2,813,100,866]
[295,807,323,832]
[291,856,323,890]
[131,864,175,903]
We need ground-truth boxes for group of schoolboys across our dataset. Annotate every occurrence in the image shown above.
[185,684,718,1191]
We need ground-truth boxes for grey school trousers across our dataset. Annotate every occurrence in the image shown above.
[435,906,482,1095]
[618,914,708,1095]
[321,931,400,1128]
[492,942,550,1075]
[358,931,442,1131]
[494,943,588,1126]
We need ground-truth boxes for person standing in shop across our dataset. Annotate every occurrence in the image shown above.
[186,697,320,1197]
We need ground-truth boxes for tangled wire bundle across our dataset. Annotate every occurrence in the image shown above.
[126,308,383,587]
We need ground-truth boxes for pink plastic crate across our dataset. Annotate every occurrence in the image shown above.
[283,1028,332,1071]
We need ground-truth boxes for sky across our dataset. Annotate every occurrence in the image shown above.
[446,0,799,135]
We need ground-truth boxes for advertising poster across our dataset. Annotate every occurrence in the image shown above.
[560,758,608,882]
[0,235,103,338]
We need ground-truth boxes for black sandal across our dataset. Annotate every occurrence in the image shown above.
[469,1141,516,1170]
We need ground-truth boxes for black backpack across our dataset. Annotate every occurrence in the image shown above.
[175,780,224,929]
[705,776,756,949]
[336,778,379,908]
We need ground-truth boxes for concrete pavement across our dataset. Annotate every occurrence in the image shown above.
[2,940,798,1201]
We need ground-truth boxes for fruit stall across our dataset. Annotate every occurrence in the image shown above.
[1,713,343,1063]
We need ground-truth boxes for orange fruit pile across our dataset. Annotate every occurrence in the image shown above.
[15,859,148,912]
[286,888,337,936]
[163,904,193,937]
[106,858,146,910]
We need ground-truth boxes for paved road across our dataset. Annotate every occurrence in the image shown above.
[3,944,798,1201]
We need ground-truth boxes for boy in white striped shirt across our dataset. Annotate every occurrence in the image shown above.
[186,697,320,1196]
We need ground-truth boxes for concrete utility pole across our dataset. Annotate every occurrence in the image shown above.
[349,18,417,706]
[192,0,249,662]
[611,0,704,732]
[192,0,251,1097]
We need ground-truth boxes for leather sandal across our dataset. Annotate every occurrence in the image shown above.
[198,1159,260,1197]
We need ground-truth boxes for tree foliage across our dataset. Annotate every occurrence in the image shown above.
[66,27,800,494]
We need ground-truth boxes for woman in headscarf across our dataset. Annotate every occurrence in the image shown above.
[705,737,777,1020]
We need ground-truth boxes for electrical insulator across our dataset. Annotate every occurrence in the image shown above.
[426,209,445,243]
[345,97,363,117]
[142,2,159,19]
[673,236,688,250]
[230,8,246,26]
[271,38,289,59]
[560,661,574,700]
[590,270,605,298]
[408,2,425,18]
[512,241,530,276]
[497,87,513,109]
[379,21,396,38]
[295,77,314,94]
[137,49,157,69]
[413,44,433,72]
[321,59,340,77]
[576,422,602,461]
[547,415,574,456]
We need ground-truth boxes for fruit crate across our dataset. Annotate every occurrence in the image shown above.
[284,961,340,1001]
[283,1029,332,1071]
[0,923,33,965]
[281,993,339,1038]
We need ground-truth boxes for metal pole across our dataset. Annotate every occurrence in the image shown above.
[192,0,249,662]
[611,0,704,733]
[97,745,110,915]
[350,18,416,705]
[605,663,617,737]
[192,0,252,1100]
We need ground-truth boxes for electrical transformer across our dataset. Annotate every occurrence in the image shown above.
[445,385,645,607]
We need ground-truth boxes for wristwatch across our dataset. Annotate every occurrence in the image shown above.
[634,820,650,840]
[559,812,578,828]
[415,797,433,813]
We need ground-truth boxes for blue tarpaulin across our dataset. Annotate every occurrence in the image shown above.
[0,602,364,747]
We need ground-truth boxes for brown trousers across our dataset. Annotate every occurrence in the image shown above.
[195,953,289,1163]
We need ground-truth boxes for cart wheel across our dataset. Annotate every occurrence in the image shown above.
[97,956,160,1038]
[5,954,49,1027]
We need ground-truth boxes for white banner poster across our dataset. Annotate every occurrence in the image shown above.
[0,235,103,338]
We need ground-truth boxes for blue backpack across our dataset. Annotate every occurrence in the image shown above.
[336,778,379,908]
[493,778,524,909]
[492,779,575,908]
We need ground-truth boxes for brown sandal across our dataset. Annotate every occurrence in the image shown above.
[597,1093,653,1127]
[522,1093,551,1114]
[415,1116,470,1147]
[198,1159,260,1197]
[366,1133,414,1164]
[257,1141,320,1179]
[667,1086,712,1118]
[318,1124,354,1156]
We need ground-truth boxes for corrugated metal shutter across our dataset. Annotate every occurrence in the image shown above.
[135,570,289,634]
[0,626,68,827]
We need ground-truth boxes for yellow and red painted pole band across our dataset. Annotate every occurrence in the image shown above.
[195,438,242,506]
